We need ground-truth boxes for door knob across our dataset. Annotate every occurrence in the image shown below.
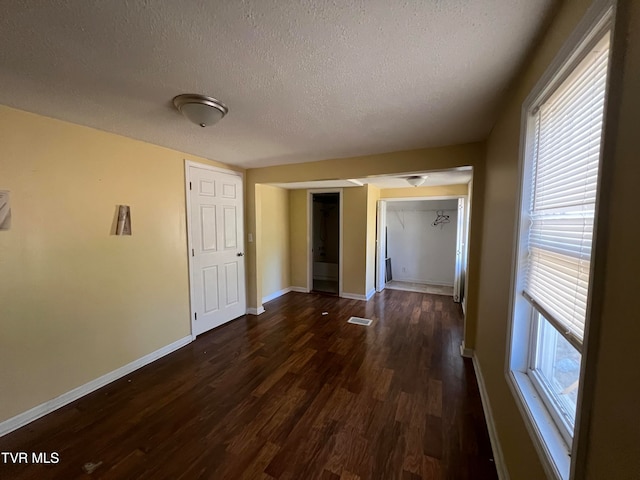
[237,252,244,256]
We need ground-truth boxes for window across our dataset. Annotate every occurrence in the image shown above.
[508,6,612,480]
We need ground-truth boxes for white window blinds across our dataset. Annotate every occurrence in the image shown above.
[524,32,610,350]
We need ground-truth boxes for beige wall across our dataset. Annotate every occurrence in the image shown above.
[475,0,640,477]
[342,187,369,295]
[0,105,238,423]
[258,185,290,302]
[365,185,380,295]
[582,0,640,477]
[289,189,307,288]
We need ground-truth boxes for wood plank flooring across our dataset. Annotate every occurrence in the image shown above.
[0,290,497,479]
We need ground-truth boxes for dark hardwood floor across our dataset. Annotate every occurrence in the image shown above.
[0,290,497,479]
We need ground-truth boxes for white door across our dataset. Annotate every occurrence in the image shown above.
[453,197,465,303]
[187,164,246,337]
[375,200,387,292]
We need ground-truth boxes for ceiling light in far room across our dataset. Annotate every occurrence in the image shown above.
[173,94,229,127]
[406,175,427,187]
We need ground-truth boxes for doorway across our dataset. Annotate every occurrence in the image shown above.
[309,191,341,295]
[375,197,468,302]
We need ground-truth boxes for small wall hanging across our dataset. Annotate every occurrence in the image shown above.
[115,205,132,235]
[0,191,11,230]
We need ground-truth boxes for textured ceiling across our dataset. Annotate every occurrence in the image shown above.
[0,1,554,168]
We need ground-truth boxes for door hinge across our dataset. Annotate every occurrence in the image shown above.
[192,248,195,257]
[189,181,192,190]
[194,312,197,320]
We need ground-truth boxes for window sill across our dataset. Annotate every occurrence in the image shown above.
[507,370,572,480]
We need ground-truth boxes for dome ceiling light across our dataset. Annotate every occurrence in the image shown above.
[173,94,229,127]
[406,175,427,187]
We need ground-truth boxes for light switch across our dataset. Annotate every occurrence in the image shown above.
[248,233,253,242]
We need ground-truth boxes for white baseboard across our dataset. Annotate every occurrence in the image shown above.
[262,287,292,304]
[341,292,367,301]
[459,342,474,358]
[470,351,509,480]
[290,286,309,293]
[246,306,265,315]
[342,289,376,301]
[0,335,193,438]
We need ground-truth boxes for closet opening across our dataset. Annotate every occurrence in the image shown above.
[310,192,340,295]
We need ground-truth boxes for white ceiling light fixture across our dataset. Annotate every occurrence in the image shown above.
[173,94,229,128]
[406,175,427,187]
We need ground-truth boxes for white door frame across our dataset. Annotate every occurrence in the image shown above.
[374,195,468,296]
[184,160,245,338]
[307,189,343,296]
[453,197,466,302]
[375,200,387,292]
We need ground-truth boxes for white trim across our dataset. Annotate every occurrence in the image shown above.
[506,371,570,480]
[290,286,310,293]
[184,160,244,179]
[262,287,292,304]
[184,160,246,338]
[375,200,387,292]
[459,343,474,358]
[453,197,465,303]
[0,335,192,438]
[307,189,344,296]
[246,306,265,316]
[365,288,376,301]
[341,292,368,301]
[471,352,510,480]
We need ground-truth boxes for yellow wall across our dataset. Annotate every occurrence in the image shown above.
[380,183,468,198]
[582,0,640,477]
[0,105,237,423]
[341,187,369,295]
[475,0,640,477]
[365,185,380,295]
[289,189,308,289]
[258,185,290,302]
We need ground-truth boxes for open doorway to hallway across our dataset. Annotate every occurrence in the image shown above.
[311,192,340,294]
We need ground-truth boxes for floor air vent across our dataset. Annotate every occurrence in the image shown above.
[347,317,373,326]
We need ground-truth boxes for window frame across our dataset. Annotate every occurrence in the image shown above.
[505,2,615,479]
[528,312,579,446]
